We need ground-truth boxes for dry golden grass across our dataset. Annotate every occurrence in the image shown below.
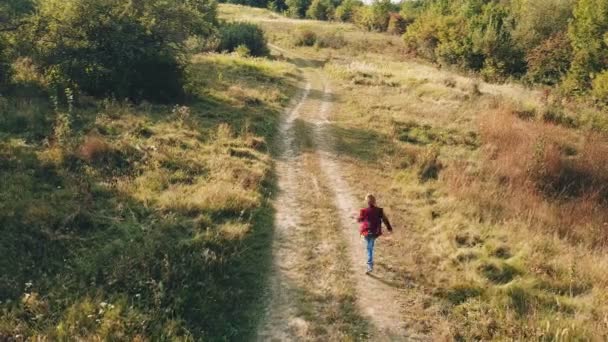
[227,5,608,339]
[240,5,608,337]
[445,104,608,247]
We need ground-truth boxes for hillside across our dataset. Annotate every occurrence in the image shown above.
[220,4,608,340]
[1,1,608,341]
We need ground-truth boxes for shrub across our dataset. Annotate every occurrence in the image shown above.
[353,0,395,32]
[0,44,9,91]
[268,0,288,12]
[564,0,608,94]
[235,44,251,57]
[316,32,347,49]
[386,13,407,35]
[25,0,217,103]
[469,2,525,78]
[591,70,608,104]
[218,22,269,57]
[78,134,114,164]
[334,0,363,22]
[306,0,334,20]
[510,0,575,51]
[418,147,443,181]
[286,0,311,18]
[0,1,35,90]
[399,0,425,23]
[402,12,443,61]
[293,29,318,46]
[525,32,572,85]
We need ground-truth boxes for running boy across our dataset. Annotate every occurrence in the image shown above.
[357,194,393,274]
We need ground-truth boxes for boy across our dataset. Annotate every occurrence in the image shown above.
[357,194,393,274]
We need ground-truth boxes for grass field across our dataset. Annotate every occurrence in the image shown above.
[0,53,298,339]
[220,4,608,340]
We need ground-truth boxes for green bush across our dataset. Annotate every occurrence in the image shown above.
[510,0,574,51]
[335,0,363,22]
[306,0,334,20]
[399,0,425,23]
[316,31,347,49]
[25,0,217,103]
[403,12,444,61]
[286,0,311,18]
[387,13,407,35]
[591,71,608,104]
[354,0,395,31]
[564,0,608,94]
[293,29,318,46]
[0,0,35,91]
[218,22,269,57]
[0,44,9,91]
[268,0,288,12]
[525,32,572,85]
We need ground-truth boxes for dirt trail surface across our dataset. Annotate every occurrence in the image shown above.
[258,44,416,341]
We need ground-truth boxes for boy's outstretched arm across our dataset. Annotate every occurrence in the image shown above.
[381,210,393,232]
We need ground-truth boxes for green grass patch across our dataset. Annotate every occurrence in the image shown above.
[0,53,297,339]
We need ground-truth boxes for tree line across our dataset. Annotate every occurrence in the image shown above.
[401,0,608,103]
[220,0,608,103]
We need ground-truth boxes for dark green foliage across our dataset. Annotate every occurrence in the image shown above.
[592,71,608,104]
[469,2,525,80]
[399,0,426,23]
[525,32,572,85]
[287,0,312,18]
[401,0,608,88]
[306,0,335,20]
[218,22,270,56]
[0,0,35,90]
[387,13,407,35]
[0,43,9,91]
[294,29,318,46]
[268,0,289,12]
[353,0,397,31]
[418,147,443,181]
[335,0,363,22]
[219,0,272,8]
[564,0,608,94]
[24,0,217,103]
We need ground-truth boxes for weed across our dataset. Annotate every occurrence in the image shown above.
[418,147,443,181]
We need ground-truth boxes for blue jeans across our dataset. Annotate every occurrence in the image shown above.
[364,235,376,267]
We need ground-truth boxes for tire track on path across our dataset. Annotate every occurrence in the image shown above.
[260,44,414,340]
[312,72,412,341]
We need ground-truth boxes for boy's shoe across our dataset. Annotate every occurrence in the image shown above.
[366,266,373,274]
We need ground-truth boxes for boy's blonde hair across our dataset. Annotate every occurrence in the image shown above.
[366,194,376,205]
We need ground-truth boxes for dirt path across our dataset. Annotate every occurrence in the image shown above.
[258,45,413,340]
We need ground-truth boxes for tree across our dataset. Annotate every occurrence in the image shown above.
[335,0,362,22]
[286,0,312,18]
[217,22,269,56]
[563,0,608,94]
[353,0,396,31]
[510,0,574,51]
[525,31,572,85]
[268,0,288,12]
[387,13,407,35]
[469,2,525,80]
[306,0,334,20]
[25,0,218,102]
